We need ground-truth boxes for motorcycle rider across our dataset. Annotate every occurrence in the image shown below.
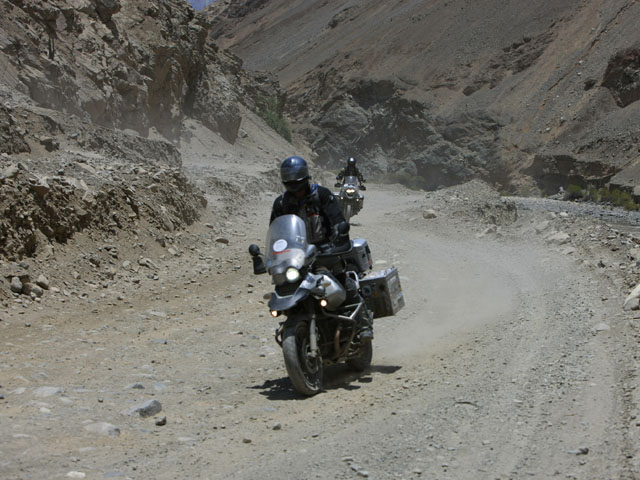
[270,156,373,342]
[336,157,366,189]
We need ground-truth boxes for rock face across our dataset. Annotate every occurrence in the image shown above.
[524,154,619,194]
[301,78,506,189]
[602,46,640,108]
[0,106,31,154]
[0,0,284,264]
[0,0,280,143]
[0,153,207,261]
[207,0,640,193]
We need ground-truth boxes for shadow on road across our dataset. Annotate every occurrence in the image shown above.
[250,364,402,400]
[250,377,299,400]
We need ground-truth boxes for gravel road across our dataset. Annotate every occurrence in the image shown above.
[2,183,638,479]
[509,196,640,232]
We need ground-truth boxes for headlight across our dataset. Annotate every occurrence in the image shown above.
[285,267,301,283]
[346,188,356,194]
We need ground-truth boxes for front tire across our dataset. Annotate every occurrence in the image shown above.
[282,322,323,396]
[344,203,352,223]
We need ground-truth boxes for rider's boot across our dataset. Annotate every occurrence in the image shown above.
[342,275,374,342]
[356,306,374,342]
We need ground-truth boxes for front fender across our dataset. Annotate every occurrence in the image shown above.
[281,312,311,329]
[268,288,310,311]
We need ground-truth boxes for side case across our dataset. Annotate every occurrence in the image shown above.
[350,238,372,274]
[360,266,405,318]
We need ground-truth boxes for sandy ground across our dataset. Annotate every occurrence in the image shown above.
[1,172,638,479]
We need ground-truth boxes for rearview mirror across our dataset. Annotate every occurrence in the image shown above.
[248,244,266,274]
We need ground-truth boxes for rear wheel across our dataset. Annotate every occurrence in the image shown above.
[282,322,323,396]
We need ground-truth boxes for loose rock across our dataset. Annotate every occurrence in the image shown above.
[36,274,50,290]
[10,277,23,294]
[546,232,571,245]
[123,399,162,418]
[84,422,121,437]
[623,283,640,311]
[33,386,63,398]
[22,283,43,297]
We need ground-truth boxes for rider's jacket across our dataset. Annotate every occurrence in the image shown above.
[337,165,365,184]
[270,184,345,245]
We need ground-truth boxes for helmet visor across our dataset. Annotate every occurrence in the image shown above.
[283,178,308,193]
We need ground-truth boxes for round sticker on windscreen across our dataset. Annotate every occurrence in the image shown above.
[273,239,288,252]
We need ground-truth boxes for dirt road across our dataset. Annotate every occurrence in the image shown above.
[1,184,638,479]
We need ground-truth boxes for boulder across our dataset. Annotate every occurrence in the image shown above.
[623,283,640,311]
[10,276,23,294]
[546,231,571,245]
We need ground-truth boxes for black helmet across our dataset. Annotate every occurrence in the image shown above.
[348,157,356,166]
[280,156,310,193]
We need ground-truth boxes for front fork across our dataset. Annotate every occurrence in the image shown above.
[274,300,319,359]
[308,314,319,359]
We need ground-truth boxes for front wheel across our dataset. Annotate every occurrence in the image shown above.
[343,203,352,223]
[282,322,323,396]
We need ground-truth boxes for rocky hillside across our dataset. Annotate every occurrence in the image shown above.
[207,0,640,195]
[1,0,285,143]
[0,0,286,272]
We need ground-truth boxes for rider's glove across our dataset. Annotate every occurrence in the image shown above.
[331,221,350,246]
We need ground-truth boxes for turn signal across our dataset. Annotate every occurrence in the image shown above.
[319,299,328,308]
[270,310,280,317]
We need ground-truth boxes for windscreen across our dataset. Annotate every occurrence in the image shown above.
[344,175,358,185]
[265,214,308,272]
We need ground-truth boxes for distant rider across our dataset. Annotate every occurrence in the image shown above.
[270,156,373,341]
[336,157,366,189]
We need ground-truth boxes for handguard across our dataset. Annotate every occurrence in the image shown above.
[330,221,350,247]
[248,244,266,275]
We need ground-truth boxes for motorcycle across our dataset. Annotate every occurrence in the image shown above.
[249,214,376,396]
[334,175,366,224]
